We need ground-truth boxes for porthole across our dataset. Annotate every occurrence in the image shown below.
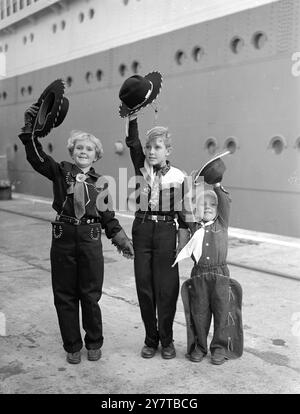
[269,136,286,154]
[28,85,32,95]
[30,33,34,42]
[2,91,7,99]
[13,144,18,152]
[79,12,84,23]
[21,86,26,96]
[52,24,57,34]
[4,44,8,52]
[23,36,27,45]
[295,137,300,151]
[96,69,103,82]
[230,36,244,54]
[48,143,53,153]
[85,71,93,83]
[175,50,186,65]
[204,137,218,155]
[192,46,204,62]
[224,137,238,153]
[131,60,140,73]
[119,64,127,77]
[89,8,95,19]
[252,31,267,50]
[61,20,66,30]
[66,76,73,87]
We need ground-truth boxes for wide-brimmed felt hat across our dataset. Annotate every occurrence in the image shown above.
[194,150,230,185]
[33,79,69,138]
[118,71,162,118]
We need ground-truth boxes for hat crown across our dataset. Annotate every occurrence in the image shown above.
[119,75,152,109]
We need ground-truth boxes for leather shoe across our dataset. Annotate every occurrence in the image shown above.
[189,346,205,363]
[161,342,176,359]
[66,351,81,364]
[141,345,157,358]
[211,351,226,365]
[87,348,102,361]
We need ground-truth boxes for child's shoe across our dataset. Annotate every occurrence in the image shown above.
[211,350,226,365]
[87,348,102,361]
[66,351,81,364]
[189,346,205,363]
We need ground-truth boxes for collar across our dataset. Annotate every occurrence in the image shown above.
[71,164,100,179]
[153,160,171,176]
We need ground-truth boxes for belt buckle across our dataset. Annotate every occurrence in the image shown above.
[73,218,81,225]
[152,215,158,222]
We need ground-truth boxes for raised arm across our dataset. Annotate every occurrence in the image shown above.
[125,117,145,173]
[18,103,60,182]
[214,183,231,228]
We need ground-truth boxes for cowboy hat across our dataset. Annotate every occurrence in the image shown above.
[33,79,69,138]
[194,150,230,185]
[118,71,162,118]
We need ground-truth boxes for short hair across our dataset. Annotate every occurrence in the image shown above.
[67,130,103,161]
[198,190,218,204]
[145,126,172,148]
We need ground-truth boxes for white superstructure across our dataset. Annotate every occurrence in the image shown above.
[0,0,278,78]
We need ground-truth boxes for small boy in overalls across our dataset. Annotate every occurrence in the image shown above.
[177,157,243,365]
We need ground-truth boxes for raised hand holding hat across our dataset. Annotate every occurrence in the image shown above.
[118,71,162,118]
[194,150,230,185]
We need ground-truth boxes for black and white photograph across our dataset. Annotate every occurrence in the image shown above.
[0,0,299,399]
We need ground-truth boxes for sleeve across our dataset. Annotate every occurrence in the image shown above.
[95,178,122,239]
[125,118,145,173]
[100,210,123,240]
[18,132,60,182]
[214,184,231,228]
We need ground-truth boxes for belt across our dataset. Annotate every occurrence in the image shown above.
[135,212,175,222]
[56,215,101,225]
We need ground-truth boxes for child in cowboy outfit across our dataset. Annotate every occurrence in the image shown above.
[18,103,134,364]
[119,72,189,359]
[177,157,243,365]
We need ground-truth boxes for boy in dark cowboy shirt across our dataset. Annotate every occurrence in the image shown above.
[18,102,134,364]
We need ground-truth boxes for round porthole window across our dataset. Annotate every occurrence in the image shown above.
[224,137,238,153]
[230,36,244,54]
[252,32,267,49]
[175,50,186,65]
[119,64,127,77]
[269,136,286,154]
[131,61,141,74]
[85,71,93,83]
[96,70,103,82]
[192,46,204,62]
[205,137,218,155]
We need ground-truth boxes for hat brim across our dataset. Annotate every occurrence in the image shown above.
[33,79,69,138]
[194,150,230,184]
[119,71,163,118]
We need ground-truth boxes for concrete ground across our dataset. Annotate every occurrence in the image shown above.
[0,194,300,394]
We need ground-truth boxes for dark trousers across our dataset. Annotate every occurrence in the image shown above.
[189,264,230,355]
[132,218,179,348]
[50,221,104,353]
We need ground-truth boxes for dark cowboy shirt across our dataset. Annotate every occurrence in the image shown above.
[18,133,122,239]
[125,118,187,228]
[189,186,231,266]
